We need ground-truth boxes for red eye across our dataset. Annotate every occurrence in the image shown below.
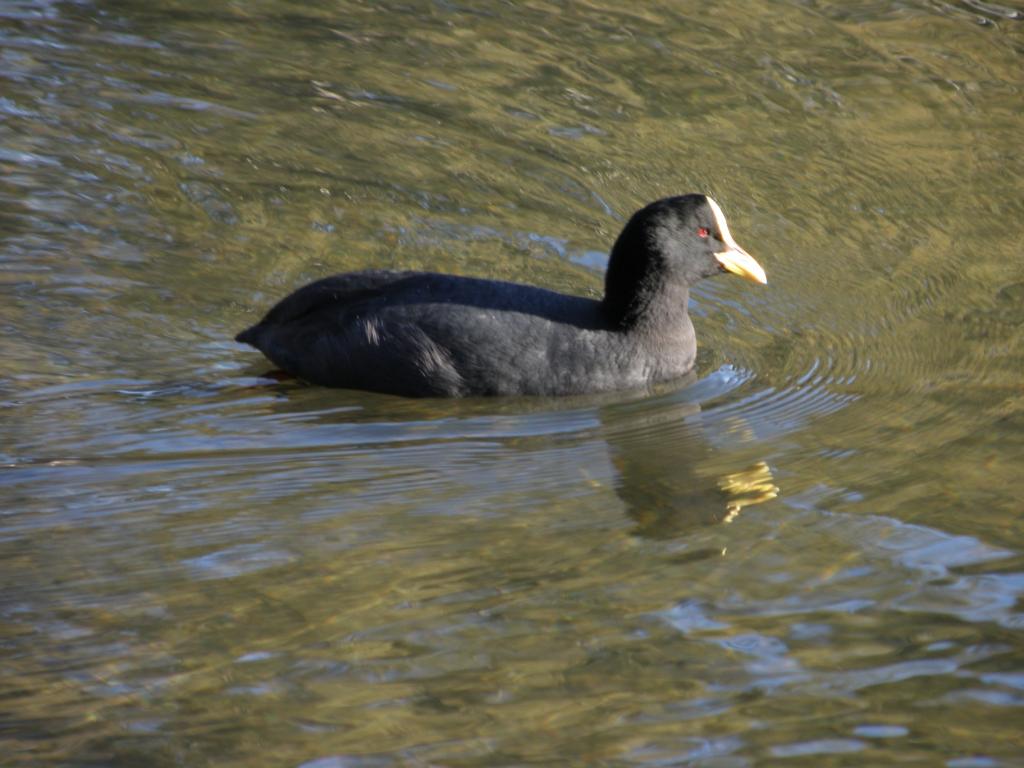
[697,227,709,238]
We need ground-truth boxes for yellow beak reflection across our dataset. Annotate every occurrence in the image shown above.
[719,461,779,524]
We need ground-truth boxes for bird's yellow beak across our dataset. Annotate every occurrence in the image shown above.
[716,245,767,285]
[705,196,767,285]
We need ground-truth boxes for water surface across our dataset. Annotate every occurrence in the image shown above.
[2,0,1024,765]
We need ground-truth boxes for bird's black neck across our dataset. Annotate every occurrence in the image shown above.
[601,240,690,333]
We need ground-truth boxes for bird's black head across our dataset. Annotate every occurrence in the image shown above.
[602,194,766,327]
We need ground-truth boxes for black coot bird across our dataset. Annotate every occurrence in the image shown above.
[236,194,766,397]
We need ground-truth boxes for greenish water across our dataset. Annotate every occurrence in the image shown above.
[2,0,1023,765]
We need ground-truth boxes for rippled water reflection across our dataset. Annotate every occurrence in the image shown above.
[3,0,1024,765]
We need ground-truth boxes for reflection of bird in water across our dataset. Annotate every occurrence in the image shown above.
[612,452,779,536]
[599,394,779,537]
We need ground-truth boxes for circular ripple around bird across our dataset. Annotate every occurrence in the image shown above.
[686,244,973,447]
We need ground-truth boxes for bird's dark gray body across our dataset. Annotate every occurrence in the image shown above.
[235,195,765,398]
[236,270,697,397]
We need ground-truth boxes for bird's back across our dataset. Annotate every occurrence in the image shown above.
[236,270,628,396]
